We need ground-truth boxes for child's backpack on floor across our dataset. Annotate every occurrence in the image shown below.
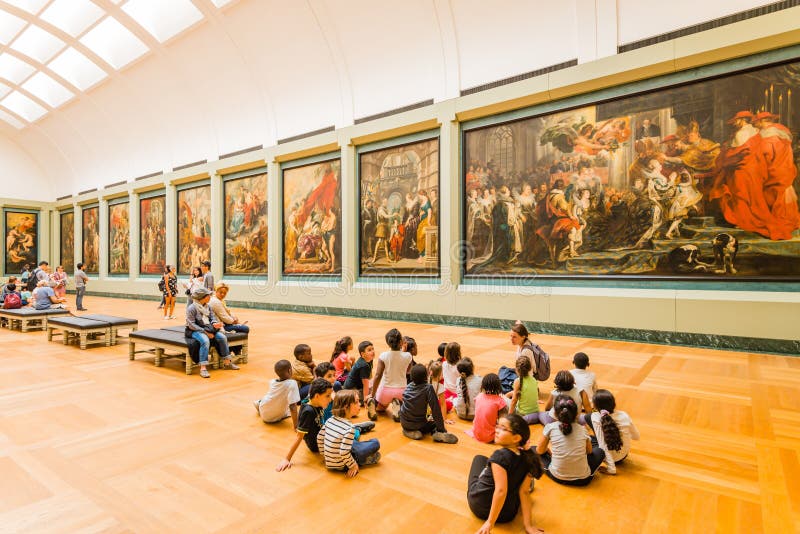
[3,292,22,309]
[498,366,518,394]
[524,340,551,381]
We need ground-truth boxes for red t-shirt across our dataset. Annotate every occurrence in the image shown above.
[467,393,508,443]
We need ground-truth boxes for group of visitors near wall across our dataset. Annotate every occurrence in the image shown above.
[255,321,640,534]
[1,260,88,311]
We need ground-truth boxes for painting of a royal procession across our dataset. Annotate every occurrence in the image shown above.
[464,60,800,278]
[108,202,130,274]
[283,159,341,275]
[81,207,99,273]
[4,211,37,274]
[178,185,211,275]
[140,196,165,275]
[60,211,74,273]
[360,138,440,276]
[224,173,267,274]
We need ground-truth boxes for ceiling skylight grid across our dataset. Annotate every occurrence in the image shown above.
[0,0,227,128]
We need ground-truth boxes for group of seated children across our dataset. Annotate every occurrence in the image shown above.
[1,276,67,311]
[253,321,639,532]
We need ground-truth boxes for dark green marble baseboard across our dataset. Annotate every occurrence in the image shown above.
[80,290,799,356]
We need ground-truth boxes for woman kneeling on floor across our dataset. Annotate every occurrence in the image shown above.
[185,287,238,378]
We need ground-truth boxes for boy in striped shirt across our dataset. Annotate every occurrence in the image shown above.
[319,390,380,477]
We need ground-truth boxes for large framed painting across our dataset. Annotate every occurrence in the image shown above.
[283,158,341,275]
[59,211,74,273]
[177,183,211,275]
[140,194,166,275]
[359,137,440,276]
[463,59,800,279]
[4,210,37,275]
[108,201,130,274]
[81,206,99,274]
[224,172,267,275]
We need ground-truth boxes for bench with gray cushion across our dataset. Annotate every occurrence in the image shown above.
[46,316,111,349]
[129,327,248,375]
[0,307,70,332]
[80,314,138,344]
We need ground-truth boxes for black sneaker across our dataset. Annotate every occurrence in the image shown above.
[432,431,458,444]
[402,429,423,440]
[363,451,381,465]
[365,398,378,421]
[355,421,375,434]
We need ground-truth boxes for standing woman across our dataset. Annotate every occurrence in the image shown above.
[182,266,204,297]
[467,413,544,533]
[162,265,178,320]
[51,265,68,299]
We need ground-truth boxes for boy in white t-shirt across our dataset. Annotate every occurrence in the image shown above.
[569,352,597,401]
[254,360,300,425]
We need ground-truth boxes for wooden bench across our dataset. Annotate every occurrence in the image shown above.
[129,327,248,375]
[80,314,138,344]
[0,308,70,332]
[47,316,111,349]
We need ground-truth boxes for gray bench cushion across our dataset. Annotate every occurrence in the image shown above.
[47,317,110,329]
[130,328,189,347]
[80,314,138,326]
[0,308,70,316]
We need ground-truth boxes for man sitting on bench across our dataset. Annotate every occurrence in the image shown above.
[186,287,238,379]
[33,280,68,310]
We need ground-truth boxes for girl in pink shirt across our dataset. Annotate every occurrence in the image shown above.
[330,336,354,383]
[467,374,509,443]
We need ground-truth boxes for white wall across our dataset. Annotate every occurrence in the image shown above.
[0,134,50,201]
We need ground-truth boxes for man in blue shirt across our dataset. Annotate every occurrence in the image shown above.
[33,281,67,310]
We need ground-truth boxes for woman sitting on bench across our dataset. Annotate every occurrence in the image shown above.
[185,287,238,379]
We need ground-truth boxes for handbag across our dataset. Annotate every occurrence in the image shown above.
[158,278,166,292]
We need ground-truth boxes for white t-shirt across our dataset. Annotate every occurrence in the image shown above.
[548,386,583,418]
[257,378,300,423]
[590,410,639,474]
[543,422,590,480]
[442,361,460,393]
[379,350,413,389]
[453,374,483,418]
[570,368,597,397]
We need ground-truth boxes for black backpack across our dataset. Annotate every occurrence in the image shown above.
[522,340,551,381]
[26,269,40,292]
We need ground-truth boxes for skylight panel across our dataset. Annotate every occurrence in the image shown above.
[0,109,25,129]
[1,90,47,121]
[122,0,203,43]
[48,47,107,91]
[0,54,36,84]
[210,0,233,7]
[10,24,66,64]
[4,0,49,15]
[0,10,27,45]
[79,17,148,69]
[0,82,11,99]
[41,0,105,38]
[22,71,74,107]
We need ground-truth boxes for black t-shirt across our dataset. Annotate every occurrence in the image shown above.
[297,403,324,453]
[343,357,372,390]
[468,448,529,521]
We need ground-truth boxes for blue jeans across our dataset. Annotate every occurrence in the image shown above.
[190,330,230,365]
[351,438,380,465]
[76,286,85,309]
[224,323,250,334]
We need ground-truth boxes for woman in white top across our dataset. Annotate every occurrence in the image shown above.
[182,266,204,297]
[510,321,537,375]
[590,389,640,474]
[366,328,413,419]
[536,394,604,486]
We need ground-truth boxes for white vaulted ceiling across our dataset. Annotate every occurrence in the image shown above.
[0,0,787,200]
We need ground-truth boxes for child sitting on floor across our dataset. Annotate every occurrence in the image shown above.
[319,390,381,477]
[427,360,447,421]
[330,336,354,384]
[367,328,413,421]
[343,341,374,405]
[467,373,508,443]
[292,344,316,399]
[453,357,482,421]
[275,378,332,472]
[591,389,640,475]
[532,370,591,425]
[254,359,300,425]
[442,342,462,412]
[437,342,447,362]
[404,336,418,384]
[399,364,458,443]
[508,355,539,421]
[570,352,597,401]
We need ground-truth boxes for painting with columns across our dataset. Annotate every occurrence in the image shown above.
[4,211,37,275]
[108,202,130,274]
[464,60,800,278]
[140,195,165,275]
[283,159,341,275]
[359,138,440,276]
[177,184,211,275]
[224,173,268,274]
[59,211,74,273]
[81,206,99,274]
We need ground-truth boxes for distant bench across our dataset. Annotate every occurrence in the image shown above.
[46,315,139,349]
[0,308,69,332]
[129,326,248,375]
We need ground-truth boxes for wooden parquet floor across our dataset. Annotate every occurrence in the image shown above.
[1,296,799,533]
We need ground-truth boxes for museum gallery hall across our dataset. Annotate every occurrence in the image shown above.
[0,1,798,533]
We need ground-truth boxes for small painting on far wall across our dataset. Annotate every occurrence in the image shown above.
[224,172,268,274]
[108,202,130,274]
[60,211,74,273]
[177,184,211,275]
[283,159,341,275]
[140,195,166,275]
[81,206,99,274]
[4,210,37,275]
